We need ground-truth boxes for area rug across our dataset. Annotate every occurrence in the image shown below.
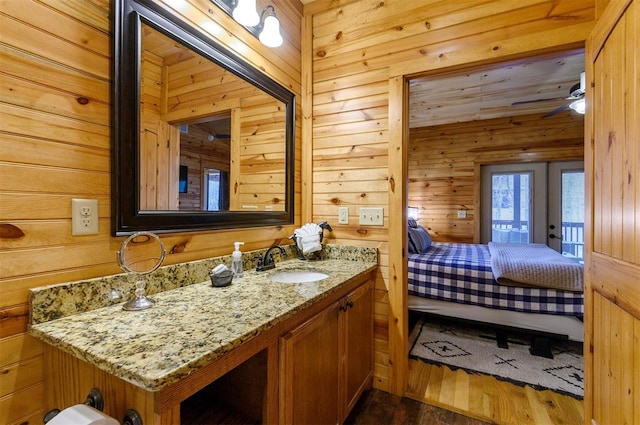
[409,317,584,399]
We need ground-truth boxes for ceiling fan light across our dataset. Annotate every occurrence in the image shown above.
[232,0,260,26]
[569,98,586,114]
[259,12,282,47]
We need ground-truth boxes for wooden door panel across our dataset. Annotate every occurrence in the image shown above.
[586,0,640,424]
[591,293,638,425]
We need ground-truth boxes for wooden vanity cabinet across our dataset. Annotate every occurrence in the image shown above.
[279,279,374,424]
[40,271,375,425]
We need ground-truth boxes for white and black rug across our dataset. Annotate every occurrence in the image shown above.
[409,317,584,399]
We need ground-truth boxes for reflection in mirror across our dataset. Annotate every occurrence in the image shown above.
[140,23,287,212]
[113,0,295,235]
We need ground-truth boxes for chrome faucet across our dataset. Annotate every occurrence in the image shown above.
[256,245,286,271]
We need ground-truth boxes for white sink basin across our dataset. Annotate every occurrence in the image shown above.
[268,270,329,283]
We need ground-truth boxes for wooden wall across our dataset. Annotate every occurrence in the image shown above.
[0,0,301,422]
[140,47,181,210]
[408,113,585,243]
[304,0,596,393]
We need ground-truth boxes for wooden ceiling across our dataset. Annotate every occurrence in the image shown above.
[409,49,586,128]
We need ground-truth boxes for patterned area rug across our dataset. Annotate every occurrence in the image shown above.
[409,317,584,399]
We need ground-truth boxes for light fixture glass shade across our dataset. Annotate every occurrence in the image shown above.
[569,98,586,114]
[408,206,419,220]
[259,13,283,47]
[232,0,260,26]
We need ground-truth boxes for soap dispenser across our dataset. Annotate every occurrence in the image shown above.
[231,242,245,278]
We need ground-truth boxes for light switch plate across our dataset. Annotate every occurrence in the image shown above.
[457,210,467,219]
[338,206,349,224]
[359,207,384,225]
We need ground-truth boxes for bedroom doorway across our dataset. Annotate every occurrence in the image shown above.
[479,161,584,262]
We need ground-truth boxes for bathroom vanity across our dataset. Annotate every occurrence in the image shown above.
[29,245,377,424]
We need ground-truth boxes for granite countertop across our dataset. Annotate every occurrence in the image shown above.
[29,258,376,392]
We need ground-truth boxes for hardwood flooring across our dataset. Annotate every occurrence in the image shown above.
[346,388,490,425]
[405,359,584,425]
[403,312,584,424]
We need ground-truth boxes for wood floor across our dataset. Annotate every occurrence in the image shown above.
[346,388,490,425]
[405,359,584,425]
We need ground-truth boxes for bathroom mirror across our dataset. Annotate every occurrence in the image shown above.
[113,0,295,235]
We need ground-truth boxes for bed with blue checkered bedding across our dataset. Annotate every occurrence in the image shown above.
[408,242,583,317]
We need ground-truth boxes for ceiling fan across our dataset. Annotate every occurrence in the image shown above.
[206,132,231,142]
[512,72,586,118]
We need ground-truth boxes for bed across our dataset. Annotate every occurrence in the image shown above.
[407,242,584,342]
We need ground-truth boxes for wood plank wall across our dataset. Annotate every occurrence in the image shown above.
[408,113,585,243]
[0,0,301,422]
[304,0,596,393]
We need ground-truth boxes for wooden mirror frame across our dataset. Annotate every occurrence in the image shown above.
[112,0,295,235]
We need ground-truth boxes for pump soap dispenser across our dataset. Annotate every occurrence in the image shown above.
[231,242,245,278]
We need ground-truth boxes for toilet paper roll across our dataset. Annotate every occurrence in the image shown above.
[47,404,120,425]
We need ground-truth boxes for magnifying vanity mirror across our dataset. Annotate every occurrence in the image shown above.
[117,231,166,311]
[113,0,295,235]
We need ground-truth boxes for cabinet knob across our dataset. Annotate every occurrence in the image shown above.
[340,301,354,312]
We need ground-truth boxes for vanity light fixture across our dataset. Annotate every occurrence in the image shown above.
[257,6,283,48]
[232,0,259,26]
[210,0,283,47]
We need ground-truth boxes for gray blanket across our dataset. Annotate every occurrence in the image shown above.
[488,242,583,292]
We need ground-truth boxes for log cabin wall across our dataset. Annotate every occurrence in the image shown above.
[0,0,301,423]
[408,113,585,243]
[304,0,597,392]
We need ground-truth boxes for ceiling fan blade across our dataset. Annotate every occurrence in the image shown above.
[511,96,568,106]
[541,103,571,119]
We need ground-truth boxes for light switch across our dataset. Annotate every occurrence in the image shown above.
[359,207,384,225]
[338,207,349,224]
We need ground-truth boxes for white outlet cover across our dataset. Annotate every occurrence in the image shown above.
[72,198,99,235]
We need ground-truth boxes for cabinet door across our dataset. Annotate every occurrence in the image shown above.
[280,301,341,425]
[341,280,374,419]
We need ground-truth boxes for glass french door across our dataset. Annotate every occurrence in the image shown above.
[480,162,547,244]
[480,161,584,262]
[548,161,585,263]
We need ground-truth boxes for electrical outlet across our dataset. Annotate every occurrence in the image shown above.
[359,207,384,225]
[72,198,99,235]
[457,210,467,219]
[338,206,349,224]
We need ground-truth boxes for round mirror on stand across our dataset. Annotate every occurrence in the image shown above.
[117,231,166,311]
